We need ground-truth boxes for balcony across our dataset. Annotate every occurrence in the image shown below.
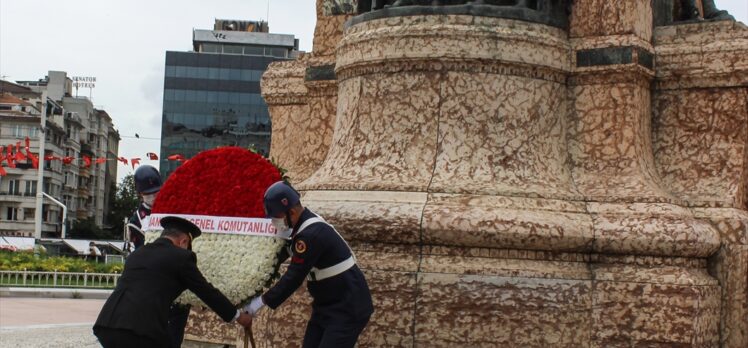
[79,166,91,178]
[77,187,90,197]
[0,192,36,203]
[76,208,89,220]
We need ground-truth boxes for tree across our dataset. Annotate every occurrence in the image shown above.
[106,174,139,239]
[68,218,107,239]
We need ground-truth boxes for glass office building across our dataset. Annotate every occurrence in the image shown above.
[159,19,298,178]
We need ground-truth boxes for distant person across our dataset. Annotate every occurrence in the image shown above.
[127,165,161,250]
[88,241,97,262]
[93,216,252,348]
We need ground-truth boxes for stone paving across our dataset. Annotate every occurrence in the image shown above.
[0,297,228,347]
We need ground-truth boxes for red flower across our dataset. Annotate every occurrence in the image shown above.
[152,147,282,218]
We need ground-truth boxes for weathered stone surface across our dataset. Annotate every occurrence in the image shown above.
[590,267,720,348]
[570,0,653,41]
[422,194,593,252]
[588,202,719,257]
[431,73,579,200]
[654,87,748,209]
[569,76,674,203]
[415,273,591,347]
[188,3,748,348]
[655,20,748,89]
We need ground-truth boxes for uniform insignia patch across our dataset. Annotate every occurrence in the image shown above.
[295,240,307,254]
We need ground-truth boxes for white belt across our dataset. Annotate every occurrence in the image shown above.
[307,256,355,282]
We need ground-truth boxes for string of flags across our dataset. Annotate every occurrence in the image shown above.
[0,137,188,176]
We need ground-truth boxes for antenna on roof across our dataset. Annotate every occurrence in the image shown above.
[266,0,270,25]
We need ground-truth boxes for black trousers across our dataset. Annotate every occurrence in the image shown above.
[302,316,370,348]
[167,304,191,348]
[94,327,164,348]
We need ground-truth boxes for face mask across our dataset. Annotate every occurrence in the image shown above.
[271,217,290,233]
[142,193,157,207]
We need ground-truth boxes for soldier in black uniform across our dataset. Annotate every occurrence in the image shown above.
[94,216,252,347]
[126,165,192,348]
[127,165,161,250]
[243,181,374,348]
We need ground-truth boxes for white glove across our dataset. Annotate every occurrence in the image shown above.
[243,296,265,317]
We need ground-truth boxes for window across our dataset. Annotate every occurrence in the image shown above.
[24,208,35,221]
[24,180,37,196]
[269,47,288,58]
[8,180,20,195]
[219,68,231,80]
[202,43,221,53]
[165,65,176,77]
[29,127,39,138]
[244,46,264,56]
[12,125,24,138]
[6,207,19,221]
[175,66,187,78]
[223,44,243,55]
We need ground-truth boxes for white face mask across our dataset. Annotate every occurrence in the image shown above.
[271,217,290,233]
[142,193,157,207]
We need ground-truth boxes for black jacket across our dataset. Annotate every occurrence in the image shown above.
[94,238,236,345]
[262,209,374,324]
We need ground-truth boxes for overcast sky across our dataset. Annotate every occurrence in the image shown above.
[1,0,746,183]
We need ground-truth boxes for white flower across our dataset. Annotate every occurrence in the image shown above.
[144,231,285,306]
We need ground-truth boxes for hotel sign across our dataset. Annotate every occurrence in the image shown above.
[72,76,96,89]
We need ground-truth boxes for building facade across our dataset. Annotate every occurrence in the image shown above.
[0,71,120,238]
[159,19,298,178]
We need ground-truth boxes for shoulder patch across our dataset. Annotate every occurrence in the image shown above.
[294,240,307,254]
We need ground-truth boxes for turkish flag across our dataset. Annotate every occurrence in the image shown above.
[131,157,141,169]
[167,154,185,162]
[118,157,128,165]
[96,157,107,164]
[5,146,16,168]
[147,152,158,160]
[83,156,92,168]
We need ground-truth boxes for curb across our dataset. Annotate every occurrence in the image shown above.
[0,287,112,299]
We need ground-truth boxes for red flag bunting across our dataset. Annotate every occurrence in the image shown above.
[0,165,5,176]
[6,146,16,168]
[167,154,185,162]
[28,153,39,169]
[83,156,92,168]
[96,157,107,164]
[147,152,158,160]
[62,157,74,165]
[14,142,26,162]
[131,158,141,169]
[118,157,128,165]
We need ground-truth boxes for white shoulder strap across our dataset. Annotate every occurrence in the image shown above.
[297,217,325,234]
[296,215,356,261]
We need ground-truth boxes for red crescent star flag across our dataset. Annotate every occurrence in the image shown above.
[14,143,26,162]
[147,152,158,160]
[118,157,128,165]
[131,158,141,169]
[5,146,16,168]
[167,154,185,162]
[83,156,92,168]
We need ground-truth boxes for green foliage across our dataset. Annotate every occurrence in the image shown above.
[68,218,108,240]
[0,250,122,273]
[107,174,139,237]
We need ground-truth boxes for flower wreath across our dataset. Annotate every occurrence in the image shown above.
[144,146,287,306]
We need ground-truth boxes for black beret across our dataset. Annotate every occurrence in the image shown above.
[160,216,202,239]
